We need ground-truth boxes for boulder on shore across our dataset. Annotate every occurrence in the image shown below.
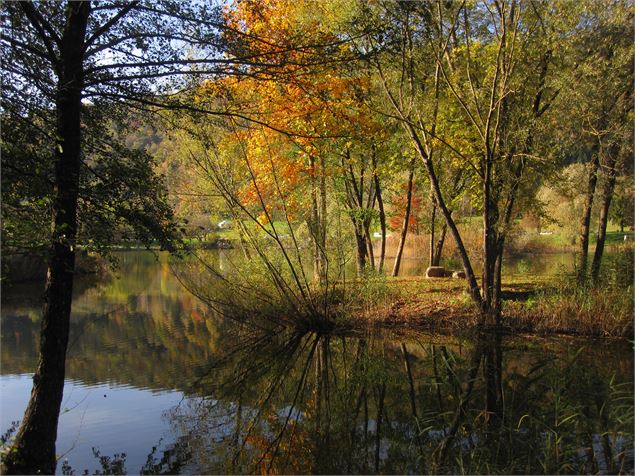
[425,266,446,278]
[452,270,466,279]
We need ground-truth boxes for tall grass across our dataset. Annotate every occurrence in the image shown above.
[504,249,634,337]
[375,224,483,262]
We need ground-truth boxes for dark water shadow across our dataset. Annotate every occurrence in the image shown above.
[141,330,634,475]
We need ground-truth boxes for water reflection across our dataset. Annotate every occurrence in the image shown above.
[147,331,633,475]
[1,251,632,474]
[2,252,233,391]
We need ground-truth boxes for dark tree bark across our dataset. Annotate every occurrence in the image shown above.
[430,169,462,268]
[309,155,326,283]
[353,226,368,275]
[319,155,327,281]
[365,226,376,271]
[437,342,483,468]
[482,156,501,320]
[483,335,505,466]
[591,146,619,283]
[392,157,416,277]
[2,3,90,474]
[372,155,386,273]
[432,222,448,267]
[374,381,386,473]
[578,151,600,280]
[400,343,418,419]
[342,149,376,277]
[429,193,437,267]
[406,123,483,307]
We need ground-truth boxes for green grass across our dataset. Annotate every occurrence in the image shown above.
[604,230,634,245]
[349,270,633,338]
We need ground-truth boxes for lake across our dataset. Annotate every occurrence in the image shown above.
[1,251,632,474]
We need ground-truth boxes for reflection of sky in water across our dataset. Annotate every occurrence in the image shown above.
[0,251,205,473]
[1,376,184,475]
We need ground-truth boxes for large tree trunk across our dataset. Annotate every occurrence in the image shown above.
[591,149,618,283]
[374,170,386,273]
[3,3,90,474]
[429,193,436,268]
[354,226,367,275]
[482,157,500,321]
[432,222,448,267]
[391,157,415,277]
[578,151,600,281]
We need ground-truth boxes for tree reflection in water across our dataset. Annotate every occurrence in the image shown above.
[2,252,632,474]
[143,331,633,475]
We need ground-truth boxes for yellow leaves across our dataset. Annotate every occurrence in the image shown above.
[257,212,270,225]
[204,0,382,220]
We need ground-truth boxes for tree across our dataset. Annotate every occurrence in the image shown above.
[1,108,179,265]
[610,177,635,233]
[557,0,635,282]
[353,0,577,321]
[187,0,388,282]
[1,1,284,472]
[389,160,418,276]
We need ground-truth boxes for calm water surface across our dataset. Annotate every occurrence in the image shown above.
[1,251,632,474]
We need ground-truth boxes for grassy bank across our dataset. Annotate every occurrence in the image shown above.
[344,273,633,338]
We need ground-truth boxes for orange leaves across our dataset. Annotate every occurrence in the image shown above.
[208,0,380,217]
[237,141,305,208]
[220,0,379,140]
[243,416,313,474]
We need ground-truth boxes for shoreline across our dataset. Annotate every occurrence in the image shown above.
[342,276,634,339]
